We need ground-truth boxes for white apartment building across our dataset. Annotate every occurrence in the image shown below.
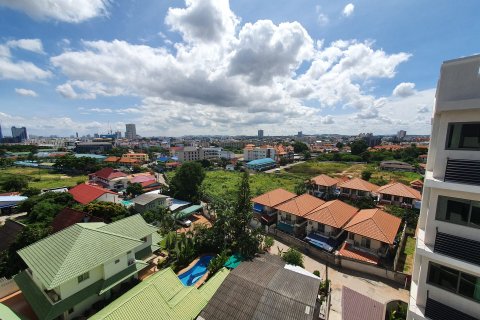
[408,55,480,320]
[243,145,276,161]
[176,146,233,162]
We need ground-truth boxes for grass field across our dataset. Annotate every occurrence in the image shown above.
[0,167,87,190]
[402,236,416,274]
[284,161,351,178]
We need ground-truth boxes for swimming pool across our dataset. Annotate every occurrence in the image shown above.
[178,255,214,286]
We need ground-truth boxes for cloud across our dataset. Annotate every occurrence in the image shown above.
[417,105,429,113]
[15,88,38,97]
[315,5,329,26]
[0,0,110,23]
[321,115,334,124]
[342,3,355,17]
[393,82,416,97]
[7,39,44,54]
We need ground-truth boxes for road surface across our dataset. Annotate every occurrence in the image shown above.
[264,161,305,173]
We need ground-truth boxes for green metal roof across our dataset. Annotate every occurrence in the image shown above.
[0,303,21,320]
[18,223,142,290]
[174,205,203,220]
[90,267,230,320]
[98,214,158,240]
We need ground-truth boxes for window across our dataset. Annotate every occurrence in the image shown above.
[428,262,480,303]
[318,223,325,233]
[349,232,354,240]
[361,237,371,249]
[436,196,480,228]
[141,237,147,242]
[115,259,120,264]
[403,198,413,204]
[446,122,480,150]
[382,194,392,201]
[77,272,89,283]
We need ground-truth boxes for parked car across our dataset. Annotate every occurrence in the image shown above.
[176,218,192,227]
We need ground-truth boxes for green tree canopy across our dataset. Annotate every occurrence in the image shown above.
[1,176,28,192]
[126,182,143,197]
[282,247,304,267]
[350,139,369,155]
[169,161,206,203]
[292,141,309,153]
[76,201,132,222]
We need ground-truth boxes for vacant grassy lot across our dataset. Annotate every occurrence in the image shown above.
[285,161,351,178]
[402,235,416,274]
[0,167,87,190]
[371,170,423,185]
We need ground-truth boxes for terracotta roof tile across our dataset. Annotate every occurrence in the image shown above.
[93,167,127,180]
[310,174,340,187]
[343,208,401,244]
[274,194,325,217]
[338,178,379,192]
[104,156,121,162]
[68,183,117,204]
[338,242,379,265]
[376,182,421,200]
[251,188,297,208]
[305,200,359,228]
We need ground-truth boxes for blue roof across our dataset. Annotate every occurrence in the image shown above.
[157,156,170,162]
[14,161,39,167]
[74,154,106,159]
[247,158,275,165]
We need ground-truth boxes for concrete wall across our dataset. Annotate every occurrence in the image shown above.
[97,193,120,204]
[58,266,103,299]
[103,254,129,279]
[347,233,383,252]
[0,277,19,299]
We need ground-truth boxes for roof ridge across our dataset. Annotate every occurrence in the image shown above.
[371,209,389,243]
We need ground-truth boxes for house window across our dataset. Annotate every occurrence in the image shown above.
[77,272,89,283]
[318,223,325,233]
[115,259,120,264]
[141,237,147,242]
[436,196,480,228]
[361,237,371,249]
[446,122,480,150]
[382,194,392,201]
[349,232,354,240]
[285,214,292,222]
[393,196,401,202]
[403,198,413,204]
[427,262,480,303]
[342,188,350,194]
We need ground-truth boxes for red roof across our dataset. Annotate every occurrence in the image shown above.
[104,156,121,162]
[93,167,127,180]
[51,208,103,232]
[343,208,401,244]
[68,183,117,204]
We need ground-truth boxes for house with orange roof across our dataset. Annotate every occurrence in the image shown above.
[118,157,139,167]
[68,183,120,205]
[409,179,423,192]
[274,194,325,236]
[341,208,401,262]
[121,152,149,164]
[104,156,121,163]
[309,174,340,199]
[305,200,359,239]
[376,182,422,208]
[338,178,379,199]
[88,167,128,191]
[251,188,297,225]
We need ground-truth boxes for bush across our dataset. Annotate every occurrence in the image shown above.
[264,236,274,250]
[313,270,320,277]
[361,170,372,181]
[208,251,229,275]
[281,248,304,267]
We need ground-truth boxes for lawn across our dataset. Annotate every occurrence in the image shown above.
[371,170,423,185]
[402,235,416,274]
[0,167,87,190]
[284,161,352,178]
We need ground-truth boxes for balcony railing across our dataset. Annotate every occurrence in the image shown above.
[425,297,477,320]
[444,158,480,186]
[434,231,480,267]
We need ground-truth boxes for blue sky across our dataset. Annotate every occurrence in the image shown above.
[0,0,479,137]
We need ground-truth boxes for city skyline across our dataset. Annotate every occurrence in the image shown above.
[1,1,479,137]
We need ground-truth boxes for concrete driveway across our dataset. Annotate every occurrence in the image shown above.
[271,239,409,320]
[264,161,305,173]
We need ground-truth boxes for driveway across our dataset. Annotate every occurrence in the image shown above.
[271,240,409,320]
[264,161,305,173]
[0,212,27,225]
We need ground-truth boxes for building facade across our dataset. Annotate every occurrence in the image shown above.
[125,124,136,140]
[408,55,480,320]
[243,145,276,161]
[11,126,28,141]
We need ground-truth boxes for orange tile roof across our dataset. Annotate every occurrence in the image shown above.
[104,156,121,162]
[251,188,297,208]
[338,242,379,264]
[119,158,139,163]
[274,194,325,217]
[410,179,424,188]
[305,200,359,228]
[343,208,401,244]
[338,178,379,192]
[311,174,340,187]
[376,182,421,200]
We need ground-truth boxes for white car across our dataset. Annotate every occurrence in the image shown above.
[177,219,192,227]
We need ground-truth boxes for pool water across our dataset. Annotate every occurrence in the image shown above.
[178,255,214,286]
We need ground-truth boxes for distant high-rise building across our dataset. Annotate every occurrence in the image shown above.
[258,129,264,139]
[126,124,136,140]
[115,131,122,139]
[297,131,303,137]
[11,126,27,141]
[397,130,407,140]
[0,124,3,140]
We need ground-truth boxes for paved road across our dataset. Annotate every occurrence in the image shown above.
[0,212,27,225]
[264,161,305,173]
[271,240,409,320]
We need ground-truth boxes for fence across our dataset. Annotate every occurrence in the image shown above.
[0,277,19,299]
[269,227,409,286]
[393,223,408,271]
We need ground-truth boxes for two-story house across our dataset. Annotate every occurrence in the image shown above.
[338,178,379,199]
[14,215,160,320]
[275,194,325,237]
[340,208,401,264]
[408,55,480,320]
[132,193,168,213]
[88,168,128,191]
[309,174,340,199]
[251,188,297,226]
[376,182,422,209]
[68,183,120,205]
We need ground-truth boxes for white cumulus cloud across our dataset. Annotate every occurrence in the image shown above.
[393,82,416,97]
[15,88,38,97]
[343,3,355,17]
[0,0,110,23]
[7,39,44,54]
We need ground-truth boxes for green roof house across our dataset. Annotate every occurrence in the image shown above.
[90,267,229,320]
[14,214,161,320]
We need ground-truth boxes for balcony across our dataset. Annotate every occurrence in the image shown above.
[444,158,480,186]
[425,297,478,320]
[434,232,480,267]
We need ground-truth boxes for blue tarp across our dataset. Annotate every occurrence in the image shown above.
[253,203,264,212]
[304,233,338,252]
[277,221,294,234]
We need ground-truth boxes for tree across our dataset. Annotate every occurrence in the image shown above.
[303,151,311,160]
[143,206,176,235]
[294,181,307,195]
[336,142,344,149]
[19,192,75,225]
[279,157,288,166]
[2,176,28,192]
[78,201,132,222]
[169,162,206,203]
[126,182,143,197]
[292,141,309,153]
[361,170,372,181]
[281,247,304,267]
[350,139,368,155]
[332,153,341,161]
[21,187,41,197]
[207,251,229,275]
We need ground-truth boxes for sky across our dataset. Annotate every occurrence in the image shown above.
[0,0,479,137]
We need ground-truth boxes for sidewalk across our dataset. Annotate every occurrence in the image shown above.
[271,239,409,320]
